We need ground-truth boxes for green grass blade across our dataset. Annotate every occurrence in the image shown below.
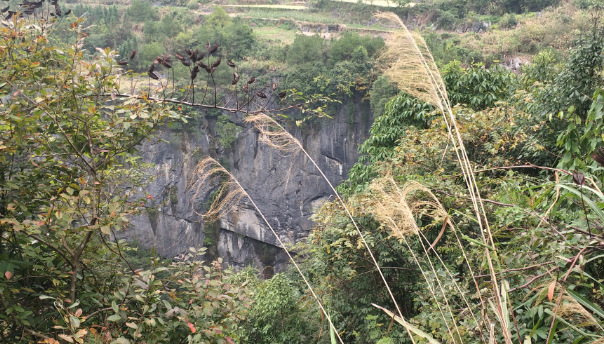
[330,322,336,344]
[577,185,604,203]
[584,254,604,265]
[557,184,604,221]
[543,308,598,338]
[372,304,441,344]
[566,289,604,319]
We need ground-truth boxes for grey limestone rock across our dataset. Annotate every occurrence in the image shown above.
[117,95,373,272]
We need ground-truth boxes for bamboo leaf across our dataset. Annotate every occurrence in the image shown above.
[557,184,604,221]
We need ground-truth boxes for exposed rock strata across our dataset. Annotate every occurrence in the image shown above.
[117,96,373,272]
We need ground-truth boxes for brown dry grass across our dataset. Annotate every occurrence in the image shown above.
[245,114,301,154]
[188,155,345,343]
[189,156,246,221]
[376,12,446,108]
[372,12,514,344]
[366,177,489,343]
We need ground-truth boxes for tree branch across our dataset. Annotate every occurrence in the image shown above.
[508,266,559,292]
[475,261,555,278]
[84,307,112,321]
[24,328,49,340]
[27,234,74,268]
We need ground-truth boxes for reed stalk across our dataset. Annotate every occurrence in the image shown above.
[375,12,512,343]
[367,177,486,342]
[189,156,344,344]
[244,114,417,343]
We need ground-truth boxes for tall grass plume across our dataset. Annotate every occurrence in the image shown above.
[189,156,345,343]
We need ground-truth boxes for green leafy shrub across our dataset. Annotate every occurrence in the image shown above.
[133,42,164,70]
[328,31,384,64]
[187,0,199,10]
[95,250,251,343]
[442,60,513,110]
[207,7,232,28]
[287,34,327,65]
[351,45,369,63]
[242,273,320,343]
[215,115,242,148]
[0,17,252,344]
[435,10,457,30]
[127,0,159,22]
[344,93,433,190]
[370,75,399,118]
[498,13,518,29]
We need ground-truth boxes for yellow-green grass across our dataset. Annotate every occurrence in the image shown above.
[253,27,297,43]
[442,2,585,62]
[237,9,341,24]
[224,4,306,9]
[327,0,416,8]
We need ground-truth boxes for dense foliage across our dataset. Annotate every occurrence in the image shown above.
[280,10,604,344]
[0,18,251,344]
[281,32,384,98]
[2,0,604,343]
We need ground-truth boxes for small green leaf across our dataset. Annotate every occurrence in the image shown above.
[535,328,547,339]
[69,316,80,329]
[68,300,80,309]
[108,314,122,322]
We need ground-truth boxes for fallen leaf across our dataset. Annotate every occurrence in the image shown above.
[547,281,556,302]
[187,322,196,333]
[4,271,11,280]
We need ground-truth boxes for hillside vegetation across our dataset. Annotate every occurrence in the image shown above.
[1,0,604,343]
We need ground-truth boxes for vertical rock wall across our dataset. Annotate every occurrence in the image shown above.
[118,95,373,272]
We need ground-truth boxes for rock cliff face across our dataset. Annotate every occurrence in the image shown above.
[117,95,373,272]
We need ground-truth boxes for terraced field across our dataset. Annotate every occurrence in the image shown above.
[332,0,416,7]
[253,26,298,43]
[224,4,307,9]
[329,0,397,7]
[236,8,341,24]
